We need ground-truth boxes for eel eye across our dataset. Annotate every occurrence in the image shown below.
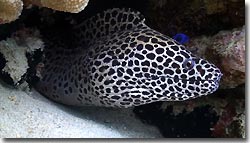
[183,59,195,70]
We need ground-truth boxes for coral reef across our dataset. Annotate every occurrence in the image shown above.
[211,103,245,138]
[0,0,89,24]
[0,0,245,138]
[210,26,245,88]
[0,38,29,85]
[0,0,23,24]
[186,26,245,88]
[134,85,245,138]
[145,0,244,37]
[133,1,245,136]
[23,0,89,13]
[0,28,44,86]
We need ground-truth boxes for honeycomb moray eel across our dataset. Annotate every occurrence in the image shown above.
[36,8,223,108]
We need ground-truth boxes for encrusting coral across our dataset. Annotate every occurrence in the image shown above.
[0,0,23,24]
[0,28,44,86]
[0,0,89,24]
[186,26,245,88]
[23,0,89,13]
[210,26,245,88]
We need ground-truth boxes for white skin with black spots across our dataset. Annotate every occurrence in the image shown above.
[36,8,223,108]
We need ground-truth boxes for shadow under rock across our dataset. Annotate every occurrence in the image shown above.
[31,89,161,138]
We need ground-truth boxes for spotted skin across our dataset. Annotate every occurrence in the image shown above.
[36,8,222,108]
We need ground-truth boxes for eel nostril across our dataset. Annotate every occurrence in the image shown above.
[198,68,205,76]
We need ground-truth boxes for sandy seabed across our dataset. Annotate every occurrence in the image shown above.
[0,81,162,138]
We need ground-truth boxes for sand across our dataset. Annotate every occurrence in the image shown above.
[0,80,161,138]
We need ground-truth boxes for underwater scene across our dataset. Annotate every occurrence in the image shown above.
[0,0,245,138]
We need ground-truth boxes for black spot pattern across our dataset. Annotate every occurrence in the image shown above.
[38,8,222,108]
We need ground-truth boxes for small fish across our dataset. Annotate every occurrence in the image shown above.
[36,8,222,108]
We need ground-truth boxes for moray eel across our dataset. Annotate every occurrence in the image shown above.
[36,8,223,108]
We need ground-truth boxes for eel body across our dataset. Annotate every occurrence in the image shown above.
[36,8,223,108]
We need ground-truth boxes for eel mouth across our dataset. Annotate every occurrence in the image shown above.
[147,74,222,83]
[145,74,222,93]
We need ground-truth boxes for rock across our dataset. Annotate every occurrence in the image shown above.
[0,28,44,87]
[0,0,23,24]
[0,0,90,24]
[145,0,244,37]
[23,0,89,13]
[186,26,245,88]
[134,85,245,138]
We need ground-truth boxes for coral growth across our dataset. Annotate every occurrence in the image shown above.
[211,26,245,88]
[0,0,23,24]
[0,0,89,24]
[0,38,28,84]
[23,0,89,13]
[0,28,44,86]
[186,26,245,88]
[0,0,245,138]
[211,103,245,138]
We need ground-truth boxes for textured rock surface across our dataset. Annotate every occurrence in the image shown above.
[0,0,89,24]
[0,0,23,24]
[24,0,89,13]
[0,28,43,86]
[0,81,162,138]
[0,38,28,84]
[186,26,245,88]
[145,0,244,37]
